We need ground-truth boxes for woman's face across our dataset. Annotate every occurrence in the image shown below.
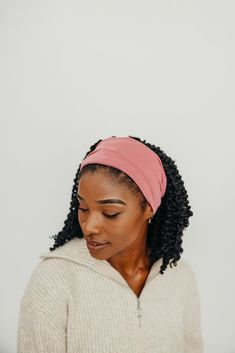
[77,170,152,261]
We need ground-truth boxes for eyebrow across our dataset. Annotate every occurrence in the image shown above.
[76,194,127,206]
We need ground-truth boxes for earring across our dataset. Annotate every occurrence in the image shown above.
[148,217,152,224]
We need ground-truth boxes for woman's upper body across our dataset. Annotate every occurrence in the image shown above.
[17,236,203,353]
[17,135,203,352]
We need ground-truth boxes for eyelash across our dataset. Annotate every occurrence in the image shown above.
[78,207,120,219]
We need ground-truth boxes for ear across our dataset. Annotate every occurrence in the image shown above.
[144,203,153,220]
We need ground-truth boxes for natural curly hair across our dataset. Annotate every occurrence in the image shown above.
[49,135,193,275]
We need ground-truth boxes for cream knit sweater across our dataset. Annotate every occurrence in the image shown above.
[17,237,204,353]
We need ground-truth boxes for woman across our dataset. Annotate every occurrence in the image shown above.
[17,135,203,353]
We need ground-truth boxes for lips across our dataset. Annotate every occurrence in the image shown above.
[86,240,110,252]
[87,240,108,245]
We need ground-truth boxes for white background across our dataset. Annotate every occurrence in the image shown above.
[1,1,235,352]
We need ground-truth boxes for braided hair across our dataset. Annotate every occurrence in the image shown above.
[49,136,193,275]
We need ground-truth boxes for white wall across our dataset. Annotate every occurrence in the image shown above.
[1,1,234,352]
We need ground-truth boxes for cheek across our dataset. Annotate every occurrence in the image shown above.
[109,220,138,244]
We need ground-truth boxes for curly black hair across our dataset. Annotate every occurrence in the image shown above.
[49,136,193,275]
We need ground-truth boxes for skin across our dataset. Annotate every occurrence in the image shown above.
[77,170,154,285]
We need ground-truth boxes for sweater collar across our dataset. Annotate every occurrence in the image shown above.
[40,237,163,289]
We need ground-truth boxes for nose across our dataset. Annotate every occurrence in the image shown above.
[81,212,101,235]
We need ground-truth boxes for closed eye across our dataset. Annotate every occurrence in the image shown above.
[78,207,120,218]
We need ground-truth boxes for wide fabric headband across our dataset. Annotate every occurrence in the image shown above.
[80,136,167,214]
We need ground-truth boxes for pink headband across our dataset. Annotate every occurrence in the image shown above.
[80,136,167,214]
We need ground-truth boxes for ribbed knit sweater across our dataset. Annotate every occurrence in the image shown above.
[17,237,204,353]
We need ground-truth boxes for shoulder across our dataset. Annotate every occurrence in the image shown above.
[20,258,70,311]
[164,258,199,287]
[25,256,69,288]
[173,258,196,275]
[171,258,201,298]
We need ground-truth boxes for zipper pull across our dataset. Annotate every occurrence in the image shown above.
[135,297,143,328]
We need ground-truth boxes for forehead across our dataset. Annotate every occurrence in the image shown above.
[77,171,133,201]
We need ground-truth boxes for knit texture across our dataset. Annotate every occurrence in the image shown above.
[17,237,204,353]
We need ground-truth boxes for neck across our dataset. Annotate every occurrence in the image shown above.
[106,241,152,277]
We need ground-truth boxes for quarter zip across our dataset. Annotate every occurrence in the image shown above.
[119,264,161,327]
[99,269,159,328]
[136,297,143,328]
[123,274,155,328]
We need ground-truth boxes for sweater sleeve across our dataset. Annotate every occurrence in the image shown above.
[181,261,204,353]
[17,258,68,353]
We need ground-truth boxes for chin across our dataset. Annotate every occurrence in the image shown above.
[89,251,109,261]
